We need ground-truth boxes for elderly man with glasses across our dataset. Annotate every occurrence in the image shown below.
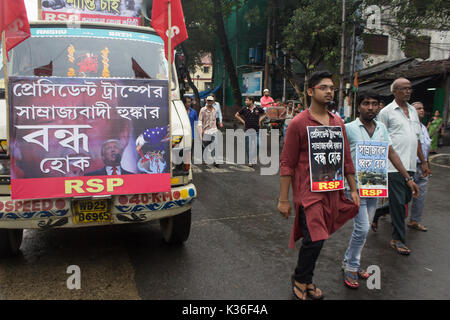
[377,78,431,256]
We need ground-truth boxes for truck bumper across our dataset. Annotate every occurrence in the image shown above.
[0,184,196,229]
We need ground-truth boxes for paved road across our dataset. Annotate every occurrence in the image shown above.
[0,144,449,300]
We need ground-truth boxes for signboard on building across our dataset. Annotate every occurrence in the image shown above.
[40,0,143,26]
[242,71,262,97]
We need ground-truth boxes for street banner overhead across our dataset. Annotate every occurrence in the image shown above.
[355,141,389,198]
[307,126,345,192]
[9,76,171,200]
[40,0,143,26]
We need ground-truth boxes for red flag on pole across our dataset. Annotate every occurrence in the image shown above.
[151,0,188,64]
[0,0,30,56]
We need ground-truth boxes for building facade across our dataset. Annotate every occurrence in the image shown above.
[186,54,213,94]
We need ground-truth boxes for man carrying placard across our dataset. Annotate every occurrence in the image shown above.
[342,91,419,289]
[278,71,360,300]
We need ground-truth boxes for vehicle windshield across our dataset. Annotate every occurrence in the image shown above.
[1,25,176,141]
[5,26,169,80]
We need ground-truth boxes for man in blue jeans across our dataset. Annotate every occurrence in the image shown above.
[343,91,419,289]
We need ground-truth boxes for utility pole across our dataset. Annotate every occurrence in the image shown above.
[338,0,346,112]
[235,1,239,74]
[283,51,287,101]
[349,20,357,119]
[264,1,272,90]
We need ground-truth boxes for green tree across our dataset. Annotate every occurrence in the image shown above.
[179,1,218,103]
[180,0,245,109]
[281,0,360,102]
[364,0,450,38]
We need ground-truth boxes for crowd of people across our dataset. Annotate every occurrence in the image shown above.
[278,71,435,300]
[182,74,441,299]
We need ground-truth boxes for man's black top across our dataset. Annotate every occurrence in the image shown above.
[238,105,265,132]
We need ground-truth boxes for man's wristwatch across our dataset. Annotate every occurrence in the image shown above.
[405,176,413,182]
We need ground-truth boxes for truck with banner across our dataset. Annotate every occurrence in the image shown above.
[0,21,196,257]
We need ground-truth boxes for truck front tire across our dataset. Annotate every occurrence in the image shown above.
[159,210,191,245]
[0,229,23,258]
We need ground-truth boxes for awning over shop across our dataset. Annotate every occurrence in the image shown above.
[199,84,222,99]
[358,76,436,97]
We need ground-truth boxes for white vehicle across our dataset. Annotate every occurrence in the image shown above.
[0,21,196,258]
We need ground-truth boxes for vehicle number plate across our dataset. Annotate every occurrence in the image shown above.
[73,199,112,224]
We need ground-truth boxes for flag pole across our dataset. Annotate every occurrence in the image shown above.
[167,0,173,178]
[1,31,10,156]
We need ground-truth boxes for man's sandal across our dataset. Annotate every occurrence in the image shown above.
[391,240,411,255]
[407,222,428,232]
[371,222,378,232]
[343,271,359,289]
[306,284,324,300]
[357,268,370,280]
[292,281,307,300]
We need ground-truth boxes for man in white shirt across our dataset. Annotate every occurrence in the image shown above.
[209,94,223,129]
[198,96,220,167]
[377,78,431,255]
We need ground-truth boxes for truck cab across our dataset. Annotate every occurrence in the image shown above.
[0,21,196,258]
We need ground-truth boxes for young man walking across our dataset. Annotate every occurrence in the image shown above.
[235,96,266,167]
[278,71,360,300]
[377,78,430,255]
[342,91,419,288]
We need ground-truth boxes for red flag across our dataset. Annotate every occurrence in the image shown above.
[0,0,30,56]
[151,0,188,64]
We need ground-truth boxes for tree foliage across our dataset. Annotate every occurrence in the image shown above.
[364,0,450,38]
[180,0,243,107]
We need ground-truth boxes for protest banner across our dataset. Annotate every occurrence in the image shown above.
[355,141,389,198]
[40,0,143,26]
[9,76,170,199]
[307,126,344,192]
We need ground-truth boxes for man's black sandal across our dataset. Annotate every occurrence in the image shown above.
[291,276,307,300]
[306,284,324,300]
[292,282,307,300]
[391,241,411,255]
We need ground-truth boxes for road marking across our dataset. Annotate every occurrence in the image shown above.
[192,212,275,227]
[429,153,450,169]
[191,163,255,173]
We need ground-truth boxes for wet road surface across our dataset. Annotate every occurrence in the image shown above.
[0,145,449,300]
